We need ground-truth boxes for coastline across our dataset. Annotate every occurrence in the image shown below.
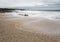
[0,13,60,42]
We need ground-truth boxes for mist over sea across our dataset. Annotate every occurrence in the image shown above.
[5,10,60,21]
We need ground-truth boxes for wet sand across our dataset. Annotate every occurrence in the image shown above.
[0,13,60,42]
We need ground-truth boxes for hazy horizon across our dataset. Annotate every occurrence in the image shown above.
[0,0,60,10]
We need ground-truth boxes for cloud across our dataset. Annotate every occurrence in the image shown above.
[0,0,60,7]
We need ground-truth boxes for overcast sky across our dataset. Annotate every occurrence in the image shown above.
[0,0,60,7]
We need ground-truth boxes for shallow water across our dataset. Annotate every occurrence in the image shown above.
[22,11,60,20]
[5,11,60,21]
[2,11,60,35]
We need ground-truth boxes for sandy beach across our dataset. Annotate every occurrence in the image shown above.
[0,13,60,42]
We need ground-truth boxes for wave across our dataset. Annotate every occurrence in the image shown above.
[5,10,60,20]
[21,11,60,20]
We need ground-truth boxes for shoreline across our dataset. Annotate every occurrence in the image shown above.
[0,13,60,42]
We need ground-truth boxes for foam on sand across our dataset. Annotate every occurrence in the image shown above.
[0,12,60,42]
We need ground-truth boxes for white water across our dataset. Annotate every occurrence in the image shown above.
[5,11,60,21]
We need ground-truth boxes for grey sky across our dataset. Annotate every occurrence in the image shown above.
[0,0,60,7]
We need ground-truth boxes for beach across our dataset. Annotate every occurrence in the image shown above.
[0,12,60,42]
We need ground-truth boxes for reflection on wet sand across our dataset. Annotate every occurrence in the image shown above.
[0,13,60,42]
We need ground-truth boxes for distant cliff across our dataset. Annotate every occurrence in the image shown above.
[0,8,26,13]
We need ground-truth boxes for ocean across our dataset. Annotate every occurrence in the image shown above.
[5,10,60,21]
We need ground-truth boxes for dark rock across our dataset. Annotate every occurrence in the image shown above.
[24,14,28,16]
